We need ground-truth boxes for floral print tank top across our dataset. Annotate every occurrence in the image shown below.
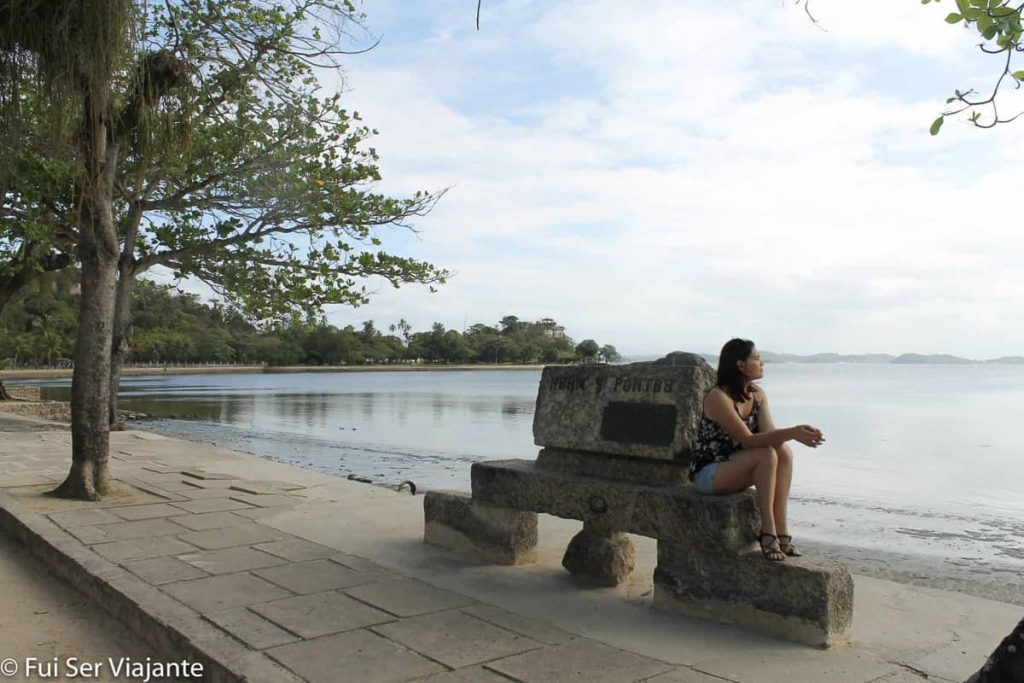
[688,397,759,479]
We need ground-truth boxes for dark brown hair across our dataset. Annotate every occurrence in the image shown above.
[717,338,755,402]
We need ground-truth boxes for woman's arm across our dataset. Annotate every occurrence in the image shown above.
[704,389,795,448]
[704,389,823,448]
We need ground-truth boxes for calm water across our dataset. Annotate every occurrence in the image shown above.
[31,365,1024,580]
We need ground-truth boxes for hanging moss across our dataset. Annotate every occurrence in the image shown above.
[0,0,138,173]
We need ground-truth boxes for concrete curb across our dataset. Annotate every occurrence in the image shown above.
[0,490,302,683]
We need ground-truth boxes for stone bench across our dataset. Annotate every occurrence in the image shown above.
[422,355,854,647]
[424,459,853,647]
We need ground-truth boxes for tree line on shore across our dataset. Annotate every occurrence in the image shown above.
[0,272,620,367]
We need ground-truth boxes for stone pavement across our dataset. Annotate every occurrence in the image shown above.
[0,414,1018,683]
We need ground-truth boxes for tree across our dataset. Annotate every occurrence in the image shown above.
[599,344,622,363]
[1,0,154,499]
[575,339,599,361]
[499,315,522,334]
[923,0,1024,133]
[2,0,449,499]
[103,1,449,426]
[793,0,1024,133]
[390,318,412,345]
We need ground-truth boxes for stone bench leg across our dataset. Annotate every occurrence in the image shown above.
[562,521,636,585]
[653,540,853,647]
[423,491,537,565]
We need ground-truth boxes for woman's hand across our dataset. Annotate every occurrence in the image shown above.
[790,425,826,448]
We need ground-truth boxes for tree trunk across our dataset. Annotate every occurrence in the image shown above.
[0,381,13,401]
[51,91,120,501]
[108,271,135,429]
[966,617,1024,682]
[108,201,142,430]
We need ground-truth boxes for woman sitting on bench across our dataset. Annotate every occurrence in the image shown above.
[689,338,825,562]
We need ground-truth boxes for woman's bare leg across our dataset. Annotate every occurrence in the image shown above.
[710,447,779,535]
[773,443,793,536]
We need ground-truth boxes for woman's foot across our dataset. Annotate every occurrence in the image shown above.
[758,533,786,562]
[777,534,802,557]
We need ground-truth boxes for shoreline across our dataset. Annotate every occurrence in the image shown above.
[120,417,1024,608]
[0,363,548,381]
[1,404,1021,608]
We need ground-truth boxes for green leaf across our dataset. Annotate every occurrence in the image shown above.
[1013,70,1024,81]
[945,12,963,23]
[930,116,945,136]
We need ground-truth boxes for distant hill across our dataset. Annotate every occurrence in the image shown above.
[760,352,896,364]
[891,353,974,365]
[625,350,1020,365]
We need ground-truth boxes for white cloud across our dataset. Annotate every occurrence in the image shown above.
[311,0,1024,358]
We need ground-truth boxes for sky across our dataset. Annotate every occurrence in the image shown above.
[197,1,1024,358]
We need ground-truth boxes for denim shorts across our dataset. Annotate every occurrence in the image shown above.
[692,462,719,495]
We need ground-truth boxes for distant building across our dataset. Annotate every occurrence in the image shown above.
[539,318,565,339]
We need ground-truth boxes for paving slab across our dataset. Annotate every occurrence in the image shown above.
[246,480,307,492]
[231,506,282,519]
[330,554,405,581]
[47,508,122,528]
[169,511,248,531]
[692,649,896,683]
[411,667,514,682]
[110,503,187,521]
[178,488,242,500]
[866,671,932,682]
[252,590,395,639]
[345,578,477,617]
[172,498,254,514]
[254,559,377,593]
[256,537,340,561]
[136,473,196,490]
[178,546,289,575]
[182,478,236,490]
[66,524,118,544]
[644,668,743,683]
[462,604,573,646]
[267,629,446,683]
[486,638,673,683]
[142,465,183,474]
[0,472,58,486]
[68,518,184,544]
[163,573,293,613]
[902,643,990,682]
[121,556,211,585]
[205,607,301,650]
[182,468,237,480]
[374,609,544,668]
[229,492,298,508]
[91,536,198,562]
[230,483,288,495]
[176,524,281,550]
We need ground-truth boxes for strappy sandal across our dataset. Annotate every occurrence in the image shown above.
[758,533,786,562]
[777,534,802,557]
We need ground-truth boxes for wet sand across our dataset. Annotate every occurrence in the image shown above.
[802,539,1024,607]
